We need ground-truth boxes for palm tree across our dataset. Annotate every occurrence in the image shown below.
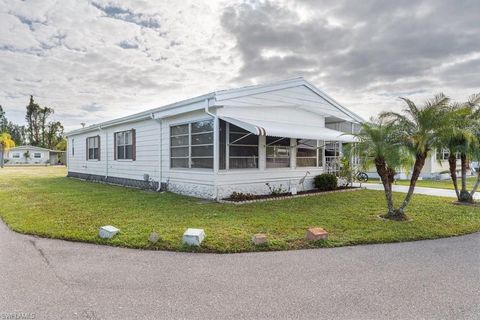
[0,132,16,168]
[380,94,450,217]
[352,118,412,219]
[435,97,480,202]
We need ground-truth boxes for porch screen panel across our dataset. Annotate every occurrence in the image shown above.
[266,137,290,168]
[296,139,317,167]
[228,123,259,169]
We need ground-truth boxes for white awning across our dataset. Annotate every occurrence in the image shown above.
[219,115,357,142]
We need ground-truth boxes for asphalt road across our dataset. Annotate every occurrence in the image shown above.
[1,221,479,320]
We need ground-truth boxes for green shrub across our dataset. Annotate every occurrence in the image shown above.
[314,173,337,191]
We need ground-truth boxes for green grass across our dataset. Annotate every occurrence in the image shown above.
[367,177,476,190]
[1,166,480,253]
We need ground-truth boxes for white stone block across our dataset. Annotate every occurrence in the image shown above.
[99,225,120,239]
[182,228,205,246]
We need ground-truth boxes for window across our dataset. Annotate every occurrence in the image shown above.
[12,153,20,159]
[266,137,291,168]
[34,152,41,159]
[228,123,259,169]
[115,130,135,160]
[87,136,100,160]
[296,139,317,167]
[436,148,449,161]
[71,138,75,156]
[170,120,213,169]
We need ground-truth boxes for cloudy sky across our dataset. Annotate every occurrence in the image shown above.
[1,0,479,130]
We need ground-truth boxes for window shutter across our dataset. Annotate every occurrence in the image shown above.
[86,137,88,160]
[132,129,136,161]
[97,135,101,161]
[114,133,117,160]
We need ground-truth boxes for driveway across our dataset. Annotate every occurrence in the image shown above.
[1,221,479,320]
[360,182,480,199]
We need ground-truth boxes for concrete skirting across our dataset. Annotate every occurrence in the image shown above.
[67,171,160,190]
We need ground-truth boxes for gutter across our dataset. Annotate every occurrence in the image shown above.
[99,126,108,180]
[204,98,219,200]
[150,113,163,192]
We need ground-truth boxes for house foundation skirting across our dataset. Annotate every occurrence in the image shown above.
[67,172,160,190]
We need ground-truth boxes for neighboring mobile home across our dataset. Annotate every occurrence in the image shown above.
[6,145,65,165]
[367,148,464,180]
[66,78,363,199]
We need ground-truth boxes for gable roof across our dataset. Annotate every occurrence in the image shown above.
[66,77,364,136]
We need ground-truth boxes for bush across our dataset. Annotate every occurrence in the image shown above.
[228,191,256,201]
[314,174,337,191]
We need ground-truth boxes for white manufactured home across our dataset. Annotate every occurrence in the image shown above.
[6,145,65,165]
[66,78,364,199]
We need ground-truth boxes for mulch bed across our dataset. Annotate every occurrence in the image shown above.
[220,186,360,204]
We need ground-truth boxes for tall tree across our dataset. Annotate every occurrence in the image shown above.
[25,95,53,147]
[0,105,8,133]
[353,118,412,219]
[6,122,26,146]
[380,94,450,218]
[44,121,64,149]
[0,132,15,168]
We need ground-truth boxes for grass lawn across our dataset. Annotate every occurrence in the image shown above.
[367,177,477,190]
[1,166,480,253]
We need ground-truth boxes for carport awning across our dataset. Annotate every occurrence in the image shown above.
[219,116,357,142]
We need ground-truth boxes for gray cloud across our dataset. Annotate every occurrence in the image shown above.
[221,0,480,94]
[0,0,478,131]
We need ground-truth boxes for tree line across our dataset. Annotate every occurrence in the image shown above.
[353,92,480,221]
[0,96,66,150]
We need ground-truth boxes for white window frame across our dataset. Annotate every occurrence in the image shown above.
[170,119,214,169]
[12,152,20,159]
[87,136,100,160]
[33,152,42,159]
[115,130,133,160]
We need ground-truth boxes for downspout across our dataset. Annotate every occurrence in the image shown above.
[205,98,219,200]
[99,126,108,180]
[151,113,163,192]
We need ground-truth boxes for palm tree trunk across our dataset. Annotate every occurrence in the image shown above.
[448,154,460,200]
[375,158,395,216]
[398,152,427,214]
[459,153,472,202]
[470,171,480,199]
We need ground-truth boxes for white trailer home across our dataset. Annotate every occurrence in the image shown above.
[6,145,65,165]
[66,78,363,199]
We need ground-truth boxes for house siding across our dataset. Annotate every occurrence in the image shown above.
[68,119,161,183]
